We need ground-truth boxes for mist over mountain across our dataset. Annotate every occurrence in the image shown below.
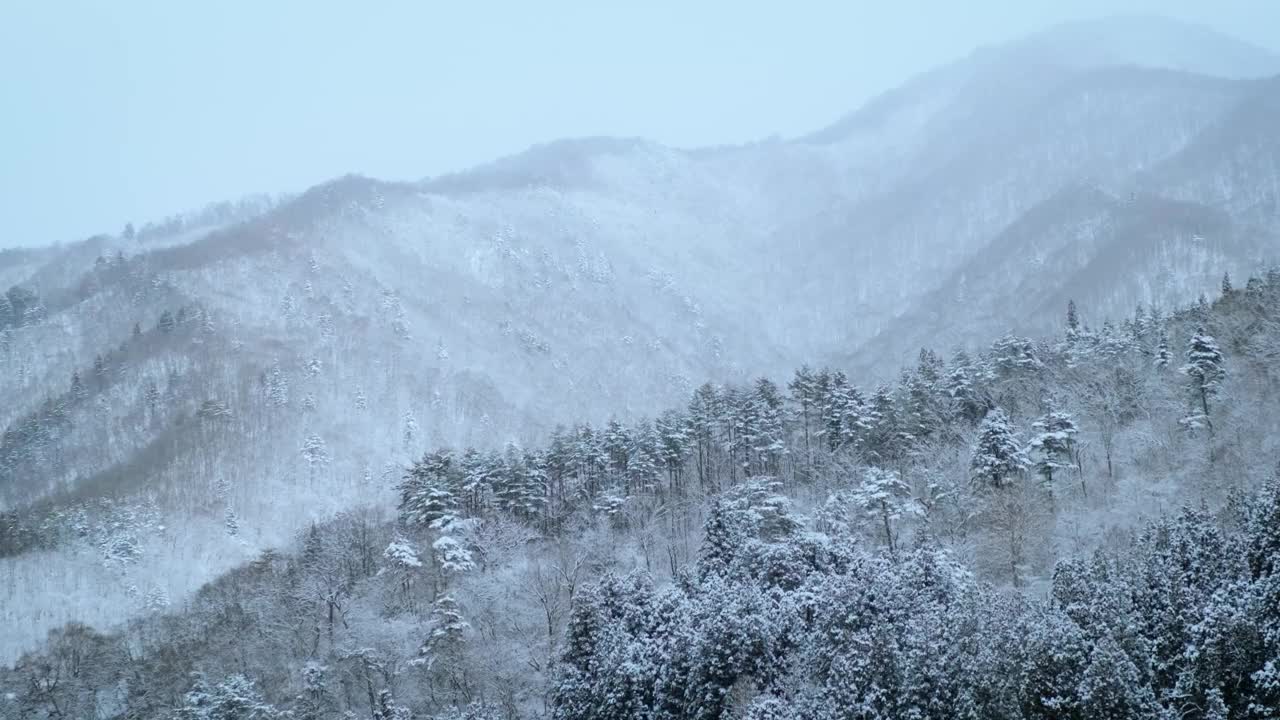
[3,14,1280,720]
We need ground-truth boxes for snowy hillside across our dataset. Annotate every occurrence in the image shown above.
[2,15,1280,668]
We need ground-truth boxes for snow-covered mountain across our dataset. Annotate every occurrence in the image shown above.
[848,72,1280,369]
[2,16,1279,662]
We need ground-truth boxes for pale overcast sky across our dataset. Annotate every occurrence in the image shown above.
[2,0,1276,248]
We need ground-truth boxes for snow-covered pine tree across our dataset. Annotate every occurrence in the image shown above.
[1132,302,1151,345]
[295,662,331,720]
[1203,688,1229,720]
[818,369,848,452]
[144,585,170,611]
[748,377,786,476]
[1154,328,1172,370]
[1246,475,1280,712]
[687,382,723,488]
[865,385,901,464]
[373,689,412,720]
[916,347,945,389]
[970,408,1029,490]
[383,536,423,571]
[492,444,536,518]
[433,535,476,576]
[1076,634,1161,719]
[839,384,871,450]
[602,419,631,477]
[143,379,162,412]
[398,450,460,529]
[459,447,496,515]
[655,409,690,488]
[851,466,918,555]
[946,350,987,424]
[174,673,285,719]
[991,332,1042,376]
[403,409,419,452]
[1247,473,1280,580]
[788,365,819,474]
[569,424,604,495]
[626,420,660,494]
[92,353,108,386]
[382,536,423,611]
[725,385,754,477]
[265,361,289,407]
[1195,292,1211,319]
[520,449,550,520]
[415,593,471,669]
[901,366,940,446]
[300,433,330,483]
[1096,320,1133,361]
[698,500,743,581]
[70,371,87,401]
[740,695,794,720]
[1029,406,1079,497]
[1182,327,1225,422]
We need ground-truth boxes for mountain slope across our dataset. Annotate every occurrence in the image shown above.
[2,16,1279,664]
[848,73,1280,368]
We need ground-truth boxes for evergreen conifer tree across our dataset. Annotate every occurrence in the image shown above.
[970,408,1030,490]
[1182,327,1225,422]
[1029,406,1079,496]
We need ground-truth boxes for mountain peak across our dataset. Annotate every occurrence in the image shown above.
[808,14,1278,147]
[422,136,664,195]
[1001,14,1280,78]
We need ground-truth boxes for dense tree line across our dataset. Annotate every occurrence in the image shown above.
[391,268,1274,576]
[555,476,1280,720]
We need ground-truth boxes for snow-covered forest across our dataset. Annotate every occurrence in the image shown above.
[4,10,1280,720]
[5,269,1280,719]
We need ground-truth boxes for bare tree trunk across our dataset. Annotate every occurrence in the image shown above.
[880,499,896,559]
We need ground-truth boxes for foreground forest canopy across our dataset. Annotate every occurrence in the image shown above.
[3,268,1280,719]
